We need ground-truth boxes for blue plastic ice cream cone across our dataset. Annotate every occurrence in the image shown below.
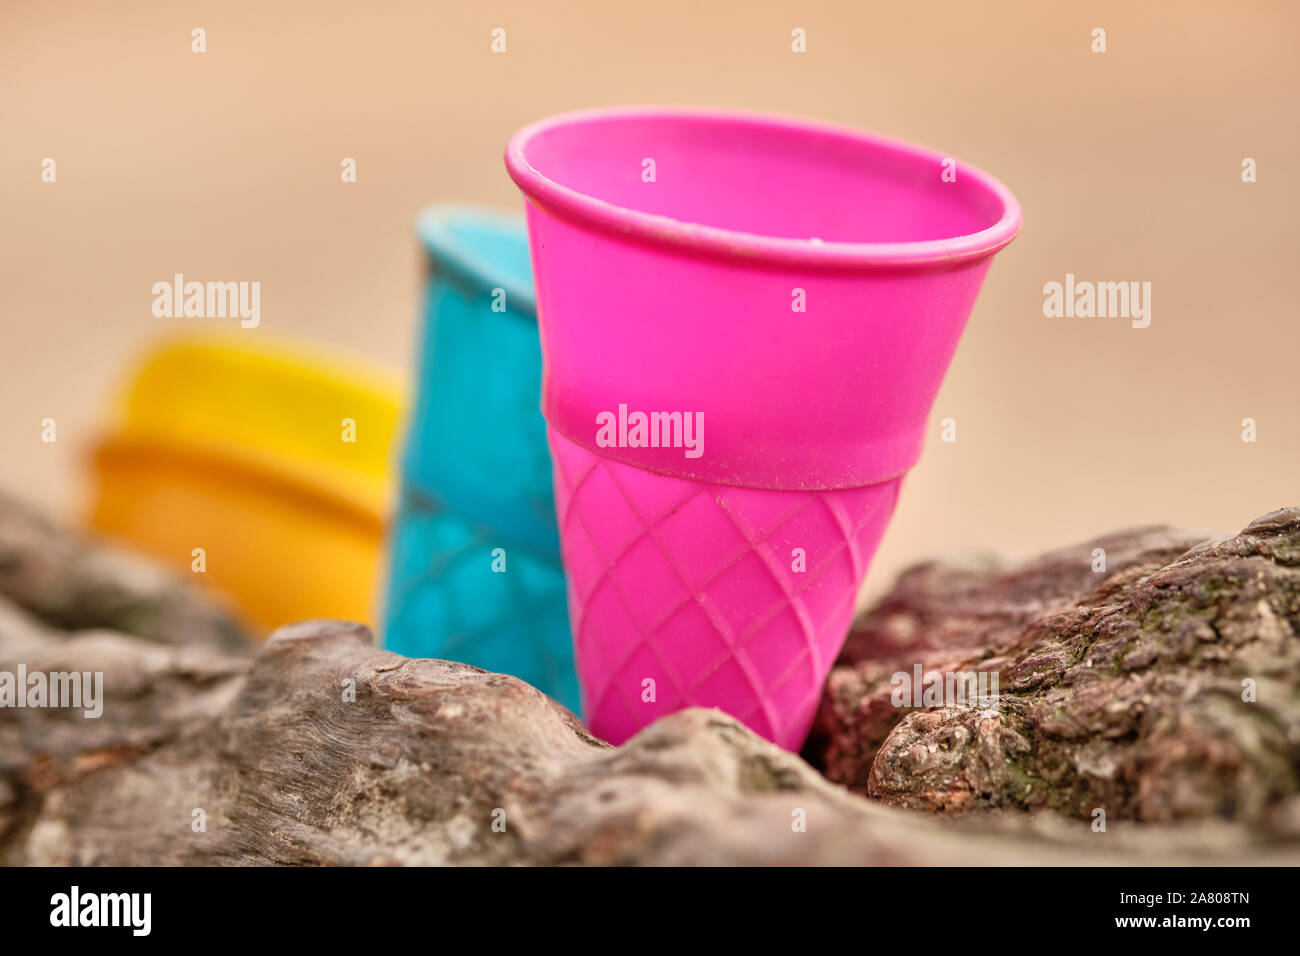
[383,205,577,711]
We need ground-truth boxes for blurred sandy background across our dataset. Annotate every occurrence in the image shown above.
[2,0,1297,605]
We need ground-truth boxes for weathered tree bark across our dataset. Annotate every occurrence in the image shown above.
[809,510,1300,833]
[0,496,250,655]
[1,495,1297,865]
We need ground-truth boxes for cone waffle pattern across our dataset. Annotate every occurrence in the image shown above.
[548,427,902,750]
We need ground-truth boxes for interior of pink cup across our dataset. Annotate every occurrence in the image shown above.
[507,107,1021,267]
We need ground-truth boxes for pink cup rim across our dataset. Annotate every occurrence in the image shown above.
[505,105,1022,272]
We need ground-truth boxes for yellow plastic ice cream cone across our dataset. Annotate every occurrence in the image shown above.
[89,334,404,635]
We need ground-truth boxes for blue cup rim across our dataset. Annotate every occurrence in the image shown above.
[415,204,538,318]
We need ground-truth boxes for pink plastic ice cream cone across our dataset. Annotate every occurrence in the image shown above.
[506,107,1021,750]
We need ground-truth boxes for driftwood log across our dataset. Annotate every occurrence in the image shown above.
[1,495,1297,865]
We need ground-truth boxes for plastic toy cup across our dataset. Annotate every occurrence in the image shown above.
[381,205,578,711]
[506,106,1021,750]
[90,335,403,634]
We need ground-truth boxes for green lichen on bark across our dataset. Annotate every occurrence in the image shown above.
[809,510,1300,832]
